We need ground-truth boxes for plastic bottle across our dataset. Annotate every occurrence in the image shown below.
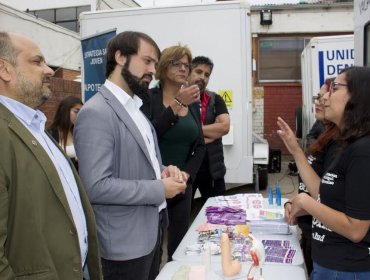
[268,186,273,205]
[275,181,281,206]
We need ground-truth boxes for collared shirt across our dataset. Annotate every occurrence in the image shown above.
[104,80,166,211]
[0,95,88,266]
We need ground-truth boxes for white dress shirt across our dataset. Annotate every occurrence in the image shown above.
[104,80,166,211]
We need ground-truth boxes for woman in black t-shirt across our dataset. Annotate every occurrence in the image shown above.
[279,67,370,279]
[284,78,338,276]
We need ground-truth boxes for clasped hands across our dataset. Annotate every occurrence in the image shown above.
[161,165,188,199]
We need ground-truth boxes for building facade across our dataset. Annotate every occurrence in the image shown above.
[250,2,353,153]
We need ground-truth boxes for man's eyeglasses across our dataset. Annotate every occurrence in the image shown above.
[329,82,348,96]
[170,60,190,70]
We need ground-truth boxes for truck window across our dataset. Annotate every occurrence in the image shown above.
[258,37,310,82]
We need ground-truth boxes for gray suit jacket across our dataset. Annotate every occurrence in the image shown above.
[74,85,166,261]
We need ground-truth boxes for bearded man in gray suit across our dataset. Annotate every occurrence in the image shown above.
[74,31,187,280]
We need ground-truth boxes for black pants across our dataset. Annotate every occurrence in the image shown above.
[300,228,313,276]
[192,168,226,204]
[101,210,165,280]
[166,183,192,261]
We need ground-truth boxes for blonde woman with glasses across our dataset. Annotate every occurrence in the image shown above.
[141,45,205,262]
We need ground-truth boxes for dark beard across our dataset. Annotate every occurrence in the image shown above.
[121,64,150,100]
[195,80,205,92]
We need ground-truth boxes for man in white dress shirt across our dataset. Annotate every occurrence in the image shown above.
[74,31,187,280]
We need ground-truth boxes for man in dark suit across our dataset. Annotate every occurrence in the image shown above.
[74,31,187,280]
[0,32,102,279]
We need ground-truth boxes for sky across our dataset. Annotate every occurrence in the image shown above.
[134,0,304,7]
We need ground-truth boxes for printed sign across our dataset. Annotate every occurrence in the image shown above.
[218,90,233,108]
[81,29,116,101]
[318,48,354,86]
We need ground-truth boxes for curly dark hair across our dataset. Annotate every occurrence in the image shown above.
[191,56,214,72]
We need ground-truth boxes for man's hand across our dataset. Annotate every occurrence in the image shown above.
[161,165,183,181]
[181,171,190,183]
[204,137,215,144]
[162,177,187,199]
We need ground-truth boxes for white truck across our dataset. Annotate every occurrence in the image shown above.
[79,1,269,190]
[354,0,370,66]
[299,35,354,144]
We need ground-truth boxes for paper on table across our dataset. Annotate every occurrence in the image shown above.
[249,220,291,235]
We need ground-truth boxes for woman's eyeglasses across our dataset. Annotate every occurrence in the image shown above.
[312,94,322,103]
[329,82,348,96]
[170,60,190,70]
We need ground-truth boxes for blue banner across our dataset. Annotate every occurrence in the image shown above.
[81,29,116,101]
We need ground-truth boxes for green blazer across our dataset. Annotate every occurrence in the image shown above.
[0,104,102,280]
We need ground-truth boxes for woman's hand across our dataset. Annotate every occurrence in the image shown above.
[284,201,296,225]
[288,193,310,223]
[276,117,302,156]
[176,83,200,105]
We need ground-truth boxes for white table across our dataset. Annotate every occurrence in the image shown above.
[172,197,304,267]
[156,261,307,280]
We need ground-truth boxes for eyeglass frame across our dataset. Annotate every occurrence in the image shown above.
[312,93,322,103]
[329,81,348,96]
[169,60,191,71]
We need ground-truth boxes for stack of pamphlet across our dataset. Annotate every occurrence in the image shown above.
[248,209,290,235]
[249,219,290,235]
[214,194,290,234]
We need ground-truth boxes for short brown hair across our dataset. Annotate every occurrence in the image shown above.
[155,45,192,81]
[105,31,160,78]
[0,32,19,66]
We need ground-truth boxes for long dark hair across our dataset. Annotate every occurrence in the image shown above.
[339,67,370,147]
[307,77,338,155]
[49,96,83,151]
[308,123,339,155]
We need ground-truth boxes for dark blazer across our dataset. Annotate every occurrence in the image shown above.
[0,104,102,280]
[141,87,206,182]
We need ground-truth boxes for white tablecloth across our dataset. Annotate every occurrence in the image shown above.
[156,261,307,280]
[172,197,304,267]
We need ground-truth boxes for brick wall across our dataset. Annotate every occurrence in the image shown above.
[263,84,302,154]
[39,77,82,128]
[54,68,80,81]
